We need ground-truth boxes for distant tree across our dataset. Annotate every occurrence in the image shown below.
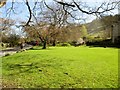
[80,25,88,38]
[2,34,20,47]
[0,18,16,45]
[1,32,8,43]
[24,23,52,49]
[57,24,82,43]
[7,34,20,47]
[0,18,15,31]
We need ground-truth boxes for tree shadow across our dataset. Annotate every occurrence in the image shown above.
[88,45,120,49]
[7,62,41,76]
[28,47,54,50]
[29,47,42,50]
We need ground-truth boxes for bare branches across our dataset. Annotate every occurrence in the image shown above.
[0,18,15,31]
[54,0,119,16]
[73,0,118,15]
[54,0,75,7]
[6,1,17,17]
[0,0,33,26]
[43,1,65,28]
[25,0,32,26]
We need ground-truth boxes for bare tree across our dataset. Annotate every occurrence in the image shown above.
[0,18,15,43]
[42,1,71,46]
[24,1,73,49]
[54,0,119,17]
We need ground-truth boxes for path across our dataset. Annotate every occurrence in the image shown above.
[0,44,33,57]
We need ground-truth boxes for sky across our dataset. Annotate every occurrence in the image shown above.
[1,0,119,20]
[0,0,119,21]
[0,0,119,35]
[2,0,119,2]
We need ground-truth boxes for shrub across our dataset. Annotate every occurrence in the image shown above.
[86,36,94,42]
[114,36,120,45]
[86,39,119,48]
[8,34,20,47]
[61,43,71,46]
[57,42,71,47]
[69,41,77,46]
[5,53,10,56]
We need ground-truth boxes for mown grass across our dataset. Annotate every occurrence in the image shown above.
[2,46,118,88]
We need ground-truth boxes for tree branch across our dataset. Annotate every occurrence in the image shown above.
[25,0,32,26]
[54,0,75,7]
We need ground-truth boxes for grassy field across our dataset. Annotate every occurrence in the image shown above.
[1,46,118,88]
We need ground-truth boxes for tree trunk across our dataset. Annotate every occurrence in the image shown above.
[42,40,47,49]
[52,40,56,46]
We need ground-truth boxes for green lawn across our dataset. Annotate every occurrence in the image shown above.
[1,46,118,88]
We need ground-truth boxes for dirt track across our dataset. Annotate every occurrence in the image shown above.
[0,44,33,57]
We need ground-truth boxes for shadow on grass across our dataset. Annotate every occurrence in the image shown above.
[6,61,60,76]
[86,39,120,49]
[29,47,54,50]
[29,47,42,50]
[7,62,42,76]
[87,45,120,49]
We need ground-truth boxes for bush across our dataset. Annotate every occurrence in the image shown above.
[5,53,10,56]
[3,34,20,47]
[114,36,120,45]
[86,35,103,42]
[86,36,94,42]
[57,42,71,47]
[61,43,71,46]
[86,39,119,48]
[69,41,77,46]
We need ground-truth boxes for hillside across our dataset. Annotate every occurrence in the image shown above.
[85,14,120,38]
